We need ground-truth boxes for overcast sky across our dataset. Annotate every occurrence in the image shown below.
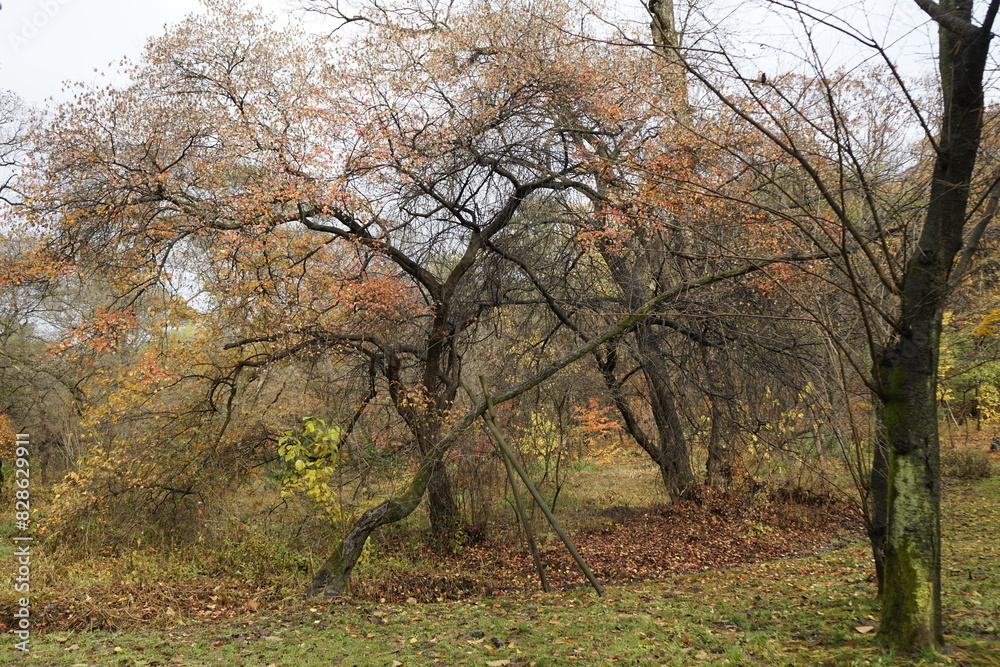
[0,0,948,110]
[1,0,291,106]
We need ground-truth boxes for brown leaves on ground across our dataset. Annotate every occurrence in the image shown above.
[0,574,290,633]
[358,487,861,602]
[1,486,859,632]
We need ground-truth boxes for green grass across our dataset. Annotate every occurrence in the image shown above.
[10,473,999,665]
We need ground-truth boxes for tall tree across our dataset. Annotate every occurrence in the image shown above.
[644,0,1000,650]
[29,0,706,544]
[875,0,999,648]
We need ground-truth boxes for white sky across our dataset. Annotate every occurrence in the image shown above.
[0,0,292,106]
[0,0,958,111]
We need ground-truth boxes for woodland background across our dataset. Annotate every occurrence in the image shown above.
[1,0,999,661]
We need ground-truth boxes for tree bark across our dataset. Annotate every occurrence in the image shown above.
[876,341,943,648]
[648,0,688,110]
[706,395,740,490]
[425,453,459,546]
[634,322,695,498]
[595,237,695,500]
[596,334,695,502]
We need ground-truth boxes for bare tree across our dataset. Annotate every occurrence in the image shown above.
[643,0,1000,650]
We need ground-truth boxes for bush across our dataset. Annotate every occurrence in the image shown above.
[941,448,994,480]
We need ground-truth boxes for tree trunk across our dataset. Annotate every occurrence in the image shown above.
[425,454,459,547]
[596,235,696,500]
[596,331,695,502]
[634,323,695,498]
[868,396,889,596]
[648,0,688,110]
[876,336,943,648]
[875,0,997,650]
[706,396,739,490]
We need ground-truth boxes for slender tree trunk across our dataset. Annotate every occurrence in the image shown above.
[596,334,695,502]
[597,236,695,500]
[634,323,695,498]
[704,350,742,491]
[706,396,739,490]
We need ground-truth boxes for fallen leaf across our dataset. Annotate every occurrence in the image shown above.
[855,626,875,634]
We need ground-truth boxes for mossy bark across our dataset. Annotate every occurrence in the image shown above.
[876,353,943,649]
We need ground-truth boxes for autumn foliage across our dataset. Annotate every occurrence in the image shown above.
[1,2,997,654]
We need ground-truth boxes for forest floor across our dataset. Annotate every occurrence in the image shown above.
[350,480,862,604]
[4,446,999,665]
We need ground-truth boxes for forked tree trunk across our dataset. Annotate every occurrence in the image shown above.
[634,324,696,498]
[597,331,695,502]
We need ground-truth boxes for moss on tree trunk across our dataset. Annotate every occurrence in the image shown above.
[870,0,997,650]
[880,446,942,646]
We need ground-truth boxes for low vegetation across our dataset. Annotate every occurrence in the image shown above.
[3,447,996,665]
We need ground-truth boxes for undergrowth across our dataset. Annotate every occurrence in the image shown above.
[6,472,997,666]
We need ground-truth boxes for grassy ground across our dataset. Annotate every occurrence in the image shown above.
[7,473,998,666]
